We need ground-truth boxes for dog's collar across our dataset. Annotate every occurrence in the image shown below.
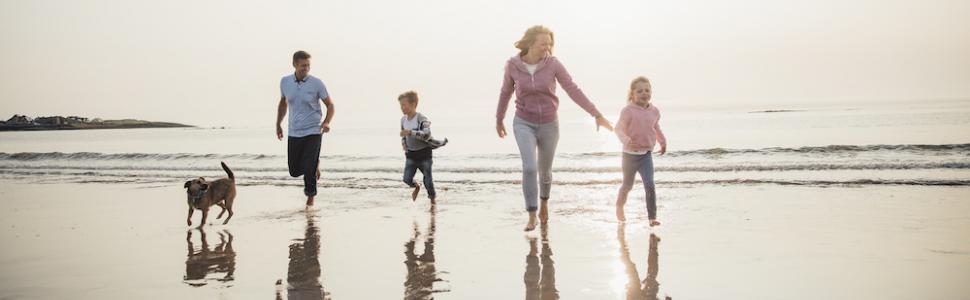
[191,189,206,202]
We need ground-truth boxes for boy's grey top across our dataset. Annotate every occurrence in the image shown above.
[401,113,432,151]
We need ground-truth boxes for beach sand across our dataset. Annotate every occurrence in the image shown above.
[1,181,968,299]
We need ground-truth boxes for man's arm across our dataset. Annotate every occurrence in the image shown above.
[276,96,287,140]
[320,97,334,133]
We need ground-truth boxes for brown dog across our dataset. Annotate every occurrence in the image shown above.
[184,161,236,226]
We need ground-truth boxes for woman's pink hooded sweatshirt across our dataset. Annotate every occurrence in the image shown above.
[496,55,602,124]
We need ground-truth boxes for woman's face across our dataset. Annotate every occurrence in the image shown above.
[529,34,553,58]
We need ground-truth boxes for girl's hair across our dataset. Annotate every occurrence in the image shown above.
[628,76,651,102]
[514,25,554,56]
[398,90,419,104]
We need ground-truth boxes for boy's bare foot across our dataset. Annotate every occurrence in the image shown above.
[306,195,315,206]
[538,199,549,224]
[524,212,538,231]
[649,219,661,227]
[411,184,421,201]
[616,204,626,222]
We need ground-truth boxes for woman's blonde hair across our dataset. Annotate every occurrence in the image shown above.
[514,25,554,56]
[628,76,651,102]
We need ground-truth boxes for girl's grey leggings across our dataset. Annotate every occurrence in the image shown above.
[513,117,559,212]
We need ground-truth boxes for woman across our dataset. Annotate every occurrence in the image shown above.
[496,25,613,231]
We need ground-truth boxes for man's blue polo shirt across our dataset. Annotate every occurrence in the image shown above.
[280,74,329,138]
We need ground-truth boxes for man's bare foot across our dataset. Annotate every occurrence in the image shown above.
[306,195,315,206]
[411,184,421,201]
[616,204,626,222]
[649,219,661,227]
[524,212,538,231]
[538,199,549,224]
[430,196,436,205]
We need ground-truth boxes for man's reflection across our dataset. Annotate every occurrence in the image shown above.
[283,210,327,300]
[524,225,558,300]
[404,207,447,299]
[183,227,236,287]
[617,223,669,300]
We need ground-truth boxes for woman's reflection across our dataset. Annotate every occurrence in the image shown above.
[524,225,558,300]
[403,206,447,299]
[183,227,236,287]
[282,209,327,299]
[617,223,670,300]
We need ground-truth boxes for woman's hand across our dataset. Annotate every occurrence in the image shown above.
[496,122,507,138]
[595,116,614,132]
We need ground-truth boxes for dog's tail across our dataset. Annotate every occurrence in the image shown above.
[221,161,235,180]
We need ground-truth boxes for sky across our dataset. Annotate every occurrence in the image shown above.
[1,0,969,128]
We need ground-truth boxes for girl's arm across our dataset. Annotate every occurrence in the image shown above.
[615,108,632,145]
[654,120,667,155]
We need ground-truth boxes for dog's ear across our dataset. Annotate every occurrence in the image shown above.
[184,181,191,189]
[201,183,209,191]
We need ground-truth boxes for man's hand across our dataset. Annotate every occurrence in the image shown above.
[276,125,284,140]
[320,122,330,134]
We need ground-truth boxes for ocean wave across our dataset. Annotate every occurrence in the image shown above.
[2,143,967,161]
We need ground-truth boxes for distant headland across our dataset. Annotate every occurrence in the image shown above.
[0,115,193,131]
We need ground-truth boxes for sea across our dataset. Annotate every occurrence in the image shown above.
[1,99,968,189]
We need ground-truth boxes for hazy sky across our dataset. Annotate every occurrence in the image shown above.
[2,0,969,127]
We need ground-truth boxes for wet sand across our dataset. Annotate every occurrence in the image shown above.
[1,182,968,299]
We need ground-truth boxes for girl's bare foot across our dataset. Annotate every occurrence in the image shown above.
[649,219,661,227]
[616,204,626,222]
[538,199,549,224]
[524,212,538,231]
[411,184,421,201]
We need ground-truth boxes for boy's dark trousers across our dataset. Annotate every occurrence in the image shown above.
[287,134,321,197]
[403,149,435,199]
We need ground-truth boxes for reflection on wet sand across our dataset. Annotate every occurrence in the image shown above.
[617,224,670,300]
[524,225,558,300]
[404,206,448,299]
[278,210,328,300]
[183,227,236,287]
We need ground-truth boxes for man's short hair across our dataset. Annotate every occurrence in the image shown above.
[293,51,311,64]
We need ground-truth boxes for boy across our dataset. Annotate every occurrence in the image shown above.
[398,91,447,203]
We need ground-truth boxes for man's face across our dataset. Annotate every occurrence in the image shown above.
[293,58,311,78]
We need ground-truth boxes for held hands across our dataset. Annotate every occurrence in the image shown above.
[595,116,614,132]
[496,122,507,138]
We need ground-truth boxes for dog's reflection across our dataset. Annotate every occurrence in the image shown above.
[617,224,670,300]
[277,209,328,300]
[524,225,558,300]
[183,227,236,287]
[403,206,447,299]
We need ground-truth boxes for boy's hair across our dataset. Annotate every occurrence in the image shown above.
[514,25,554,56]
[398,91,419,105]
[628,76,651,102]
[292,50,311,64]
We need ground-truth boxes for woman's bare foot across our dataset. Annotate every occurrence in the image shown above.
[306,195,315,206]
[538,199,549,224]
[649,219,661,227]
[411,184,421,201]
[524,212,538,231]
[616,204,626,222]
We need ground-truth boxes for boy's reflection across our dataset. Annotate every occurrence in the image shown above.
[183,227,236,287]
[617,223,670,300]
[404,207,446,299]
[524,225,558,300]
[283,210,327,300]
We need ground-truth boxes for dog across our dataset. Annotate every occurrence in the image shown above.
[184,161,236,226]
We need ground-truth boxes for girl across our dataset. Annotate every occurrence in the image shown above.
[615,76,667,226]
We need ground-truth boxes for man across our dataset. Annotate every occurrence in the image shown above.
[276,50,335,206]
